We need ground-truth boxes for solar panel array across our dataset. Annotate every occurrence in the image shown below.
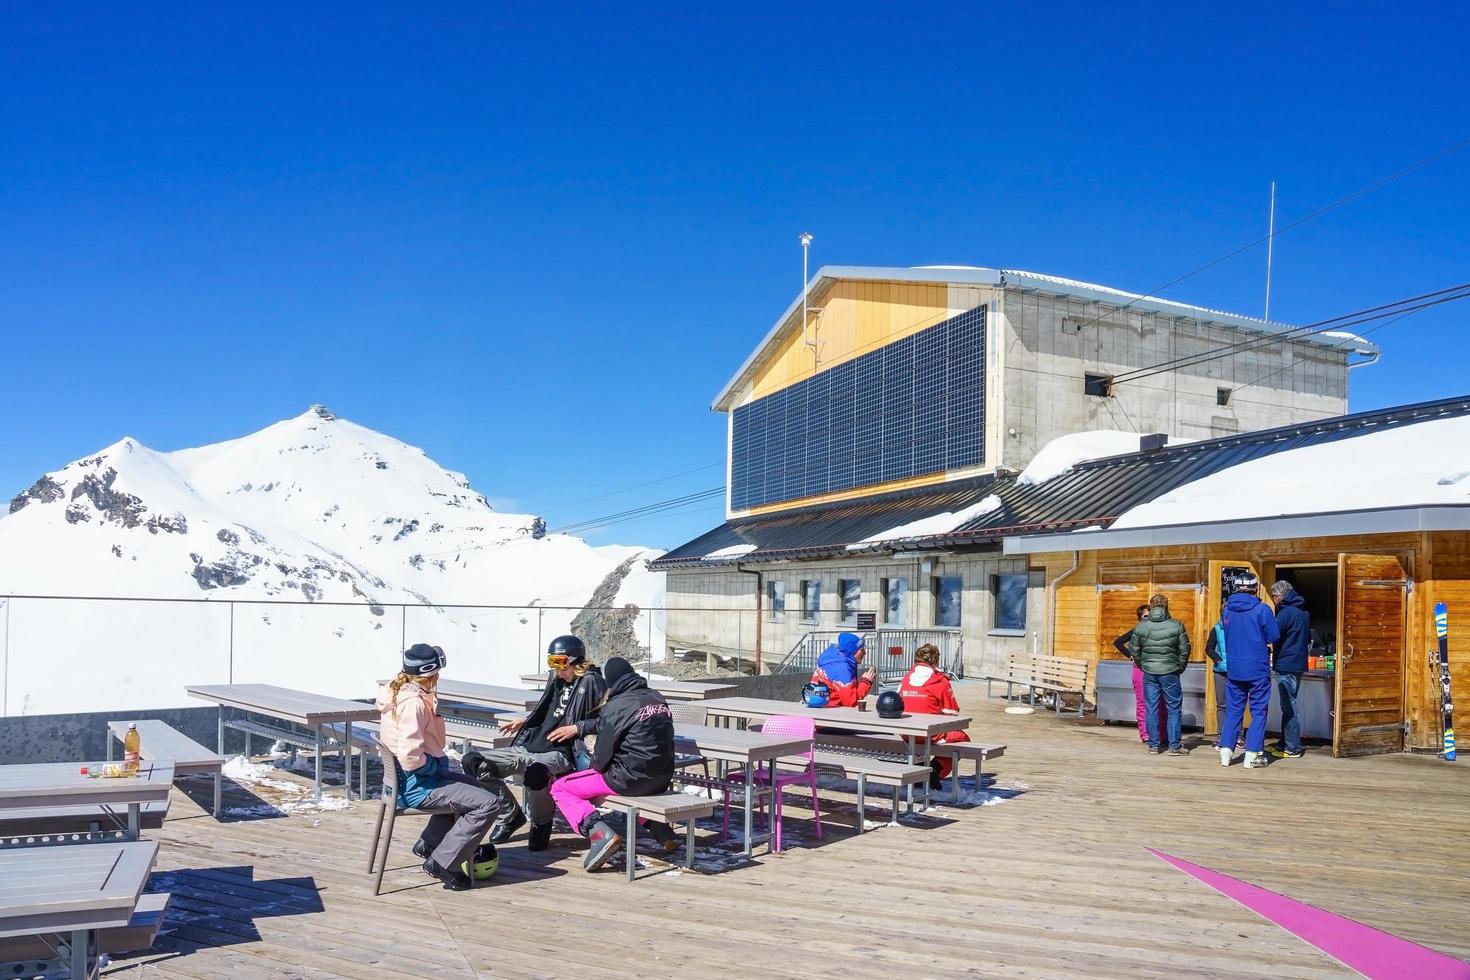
[731,306,986,510]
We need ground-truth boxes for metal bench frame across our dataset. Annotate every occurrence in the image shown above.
[597,793,718,882]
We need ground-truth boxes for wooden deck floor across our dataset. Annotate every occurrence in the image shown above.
[102,691,1470,979]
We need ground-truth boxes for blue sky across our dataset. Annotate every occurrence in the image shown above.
[2,3,1467,549]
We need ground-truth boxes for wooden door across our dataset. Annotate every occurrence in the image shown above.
[1334,553,1408,757]
[1098,585,1150,660]
[1205,560,1266,737]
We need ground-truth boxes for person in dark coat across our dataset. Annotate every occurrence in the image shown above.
[461,635,605,852]
[548,657,677,871]
[1216,574,1281,769]
[1128,594,1192,755]
[1269,581,1311,759]
[1113,603,1165,744]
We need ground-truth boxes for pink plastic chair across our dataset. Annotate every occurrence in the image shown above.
[721,714,822,850]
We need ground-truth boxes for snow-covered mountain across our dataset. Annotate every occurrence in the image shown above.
[0,406,664,715]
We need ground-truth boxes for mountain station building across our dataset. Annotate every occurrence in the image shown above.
[646,267,1470,758]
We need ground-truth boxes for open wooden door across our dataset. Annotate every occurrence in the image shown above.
[1333,553,1408,757]
[1205,560,1267,737]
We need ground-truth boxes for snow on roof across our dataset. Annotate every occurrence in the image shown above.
[1016,430,1150,486]
[704,543,757,559]
[1110,415,1470,530]
[846,495,1002,549]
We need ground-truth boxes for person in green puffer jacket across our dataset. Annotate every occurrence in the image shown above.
[1129,594,1192,756]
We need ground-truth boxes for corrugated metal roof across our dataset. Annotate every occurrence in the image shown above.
[650,394,1470,569]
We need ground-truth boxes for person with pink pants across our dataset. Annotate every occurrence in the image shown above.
[1114,604,1166,743]
[549,657,678,871]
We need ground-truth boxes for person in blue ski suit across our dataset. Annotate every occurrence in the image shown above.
[1216,573,1281,768]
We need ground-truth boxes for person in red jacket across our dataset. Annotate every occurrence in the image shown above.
[899,643,972,787]
[810,632,876,707]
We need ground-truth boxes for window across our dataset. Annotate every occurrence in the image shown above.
[993,573,1028,633]
[932,575,962,628]
[801,579,821,623]
[1084,372,1113,397]
[1216,386,1232,407]
[768,580,785,622]
[882,577,908,626]
[839,578,861,623]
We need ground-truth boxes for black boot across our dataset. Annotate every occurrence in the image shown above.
[487,799,527,845]
[928,759,945,791]
[422,857,472,891]
[527,822,553,852]
[412,838,429,859]
[582,819,622,872]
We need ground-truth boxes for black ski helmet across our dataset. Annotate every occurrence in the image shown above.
[875,689,904,719]
[546,634,587,663]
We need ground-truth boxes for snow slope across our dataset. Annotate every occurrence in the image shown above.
[0,406,663,715]
[1111,415,1470,529]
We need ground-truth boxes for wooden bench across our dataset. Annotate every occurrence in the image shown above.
[983,654,1092,716]
[809,751,930,832]
[0,892,171,961]
[595,792,718,881]
[814,732,1007,803]
[109,719,226,817]
[0,801,171,844]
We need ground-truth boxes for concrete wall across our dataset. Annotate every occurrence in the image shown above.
[664,549,1041,679]
[997,287,1349,467]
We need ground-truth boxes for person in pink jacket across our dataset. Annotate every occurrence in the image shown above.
[1112,604,1166,744]
[375,643,517,891]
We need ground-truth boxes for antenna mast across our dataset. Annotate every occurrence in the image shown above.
[800,232,815,369]
[1264,181,1276,322]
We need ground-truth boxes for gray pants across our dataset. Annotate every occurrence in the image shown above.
[476,746,571,827]
[418,772,516,871]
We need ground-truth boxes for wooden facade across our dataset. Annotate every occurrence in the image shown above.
[1032,530,1470,756]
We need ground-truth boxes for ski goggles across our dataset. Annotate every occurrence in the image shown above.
[547,654,575,670]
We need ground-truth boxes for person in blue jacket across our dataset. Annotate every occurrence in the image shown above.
[1216,573,1281,769]
[1268,581,1312,759]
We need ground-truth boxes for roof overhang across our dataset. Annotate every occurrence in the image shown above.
[712,265,1372,413]
[1002,505,1470,555]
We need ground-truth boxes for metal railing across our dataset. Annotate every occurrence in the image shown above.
[772,628,964,683]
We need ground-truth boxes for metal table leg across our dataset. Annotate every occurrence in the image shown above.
[217,707,225,755]
[344,721,354,800]
[685,819,696,869]
[314,726,323,802]
[767,758,779,853]
[127,803,140,841]
[855,774,867,833]
[742,765,754,858]
[626,807,638,882]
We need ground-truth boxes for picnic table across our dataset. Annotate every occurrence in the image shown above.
[0,762,174,844]
[520,672,740,702]
[0,839,158,979]
[699,696,972,812]
[671,722,813,858]
[426,680,541,713]
[186,684,378,802]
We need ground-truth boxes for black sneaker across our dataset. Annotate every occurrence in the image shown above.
[422,858,472,891]
[527,822,553,852]
[645,822,680,854]
[487,802,527,845]
[582,820,622,872]
[412,838,429,859]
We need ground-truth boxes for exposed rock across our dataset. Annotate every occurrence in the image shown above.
[111,544,123,557]
[311,404,336,420]
[217,528,240,546]
[64,505,91,524]
[375,460,388,470]
[408,554,424,569]
[392,519,419,542]
[9,475,64,514]
[192,559,250,590]
[145,513,188,535]
[69,468,146,527]
[571,556,646,664]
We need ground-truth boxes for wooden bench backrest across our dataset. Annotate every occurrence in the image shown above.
[1005,654,1090,690]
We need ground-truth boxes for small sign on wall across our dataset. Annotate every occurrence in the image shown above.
[856,612,877,630]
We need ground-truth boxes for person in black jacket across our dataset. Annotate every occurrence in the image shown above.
[1268,581,1311,759]
[548,656,676,871]
[461,635,605,851]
